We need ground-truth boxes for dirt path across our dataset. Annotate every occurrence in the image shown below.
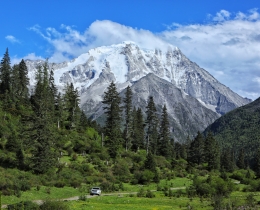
[1,187,186,208]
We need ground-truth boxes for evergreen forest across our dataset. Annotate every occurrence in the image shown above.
[1,48,260,209]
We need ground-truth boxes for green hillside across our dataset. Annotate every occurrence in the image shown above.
[205,97,260,159]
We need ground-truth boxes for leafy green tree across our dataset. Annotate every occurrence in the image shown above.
[158,104,171,159]
[102,81,122,158]
[132,107,145,152]
[204,132,220,171]
[123,86,133,151]
[145,96,158,154]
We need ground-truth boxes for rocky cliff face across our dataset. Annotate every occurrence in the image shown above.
[126,74,220,142]
[25,41,251,141]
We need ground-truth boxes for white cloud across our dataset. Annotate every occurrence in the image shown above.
[213,10,231,22]
[29,9,260,100]
[253,77,260,85]
[29,20,170,63]
[5,35,20,43]
[160,9,260,100]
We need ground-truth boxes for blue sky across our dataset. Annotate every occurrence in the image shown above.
[2,0,260,99]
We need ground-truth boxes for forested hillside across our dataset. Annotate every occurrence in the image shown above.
[205,97,260,162]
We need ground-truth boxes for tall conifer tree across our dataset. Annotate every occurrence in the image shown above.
[123,86,133,151]
[18,59,29,101]
[30,61,56,174]
[102,81,122,158]
[0,48,11,95]
[132,107,145,152]
[145,96,158,154]
[254,148,260,178]
[63,83,81,130]
[188,131,204,165]
[204,132,220,170]
[221,148,235,172]
[237,148,246,169]
[158,104,171,159]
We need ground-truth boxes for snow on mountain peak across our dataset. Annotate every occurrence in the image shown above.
[25,41,251,116]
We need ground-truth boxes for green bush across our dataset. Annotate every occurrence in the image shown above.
[145,189,155,198]
[137,187,145,197]
[100,180,113,192]
[7,201,39,210]
[54,180,66,188]
[40,200,70,210]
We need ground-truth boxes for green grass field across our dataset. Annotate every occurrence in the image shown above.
[2,176,260,209]
[68,193,212,210]
[1,186,80,205]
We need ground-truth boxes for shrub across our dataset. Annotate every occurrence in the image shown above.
[246,193,256,207]
[100,180,113,192]
[40,200,69,210]
[45,187,51,194]
[7,201,39,210]
[146,189,155,198]
[54,180,66,188]
[139,170,154,184]
[79,194,87,201]
[137,187,145,197]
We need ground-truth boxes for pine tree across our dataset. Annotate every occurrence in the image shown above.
[144,152,156,172]
[30,62,56,174]
[188,131,204,165]
[11,59,30,107]
[78,110,89,132]
[123,86,133,151]
[145,96,158,154]
[204,132,220,171]
[132,107,145,152]
[102,81,122,158]
[174,142,182,159]
[18,59,29,101]
[254,148,260,178]
[237,149,246,169]
[0,48,11,95]
[221,148,235,172]
[63,83,81,130]
[55,92,65,129]
[158,104,171,159]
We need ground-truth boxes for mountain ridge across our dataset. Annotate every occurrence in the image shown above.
[25,41,251,141]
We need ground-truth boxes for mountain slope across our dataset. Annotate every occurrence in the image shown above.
[88,73,220,142]
[25,41,250,116]
[204,97,260,158]
[25,41,251,142]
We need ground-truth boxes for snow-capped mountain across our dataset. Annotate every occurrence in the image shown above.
[25,41,251,141]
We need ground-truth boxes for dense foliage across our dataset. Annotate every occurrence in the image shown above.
[205,97,260,165]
